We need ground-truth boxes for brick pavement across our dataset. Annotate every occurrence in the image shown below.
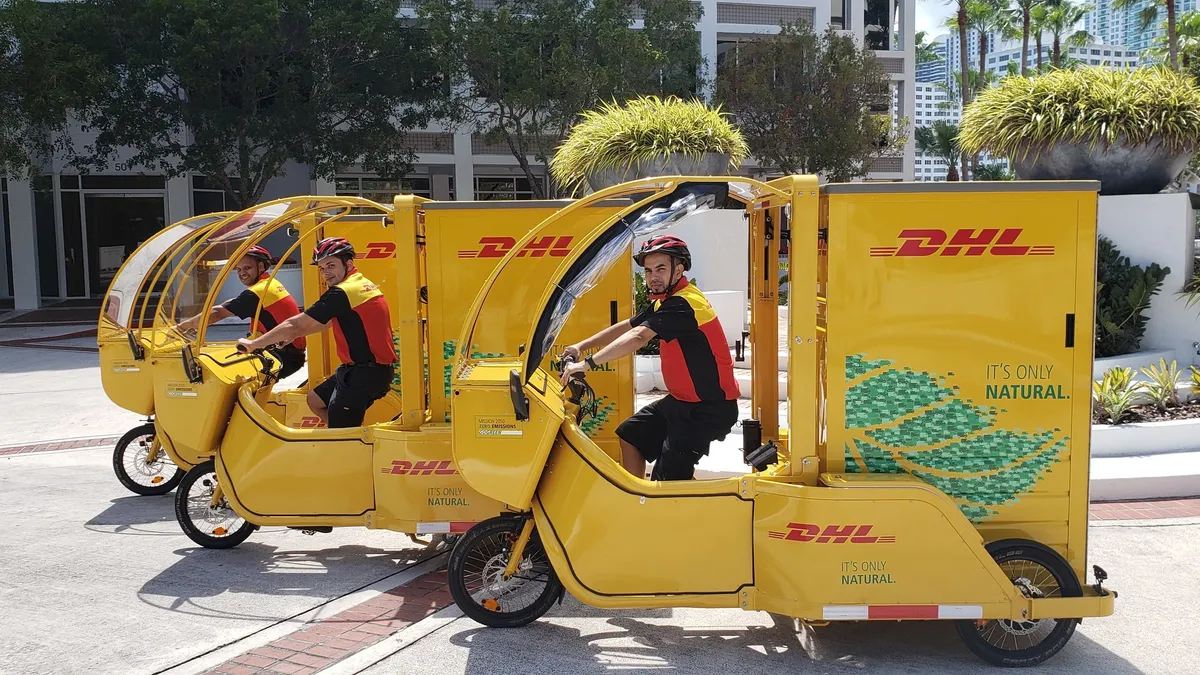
[201,570,453,675]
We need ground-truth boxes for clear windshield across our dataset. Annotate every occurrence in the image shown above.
[155,202,293,336]
[102,214,230,328]
[527,182,735,376]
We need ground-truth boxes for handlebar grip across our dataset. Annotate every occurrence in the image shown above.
[236,342,250,354]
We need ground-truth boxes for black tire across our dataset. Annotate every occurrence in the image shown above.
[448,515,563,628]
[956,539,1083,667]
[174,460,255,549]
[112,423,184,496]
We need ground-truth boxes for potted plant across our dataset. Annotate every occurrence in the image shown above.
[551,95,750,194]
[958,67,1200,194]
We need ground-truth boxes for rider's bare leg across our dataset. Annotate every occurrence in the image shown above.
[620,438,646,479]
[307,390,329,425]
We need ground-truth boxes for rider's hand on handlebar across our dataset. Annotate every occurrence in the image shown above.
[560,344,582,362]
[236,337,256,354]
[559,359,589,385]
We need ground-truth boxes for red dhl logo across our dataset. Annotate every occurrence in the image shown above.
[297,416,326,428]
[871,228,1054,258]
[381,460,459,476]
[768,523,897,544]
[458,235,573,259]
[362,242,397,259]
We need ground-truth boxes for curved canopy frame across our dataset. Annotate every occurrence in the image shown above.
[453,176,792,382]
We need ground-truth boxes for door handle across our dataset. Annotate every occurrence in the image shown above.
[1064,314,1075,348]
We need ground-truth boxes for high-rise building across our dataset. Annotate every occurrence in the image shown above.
[916,36,949,84]
[913,82,961,182]
[1086,0,1200,58]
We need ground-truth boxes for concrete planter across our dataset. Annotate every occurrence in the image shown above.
[1010,136,1191,195]
[1091,416,1200,457]
[585,152,732,193]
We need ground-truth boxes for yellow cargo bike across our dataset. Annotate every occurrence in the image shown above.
[103,195,637,548]
[444,176,1117,667]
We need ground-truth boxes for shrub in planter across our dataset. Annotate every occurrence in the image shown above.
[1139,358,1185,411]
[1092,366,1138,423]
[551,96,750,194]
[1095,237,1170,358]
[959,67,1200,195]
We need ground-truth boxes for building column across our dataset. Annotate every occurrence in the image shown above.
[699,0,718,100]
[7,178,40,309]
[166,175,191,224]
[453,131,475,201]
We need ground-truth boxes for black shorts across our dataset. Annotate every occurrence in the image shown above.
[615,395,739,481]
[312,363,394,428]
[267,343,306,379]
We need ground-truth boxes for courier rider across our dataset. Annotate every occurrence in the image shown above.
[237,237,397,428]
[560,235,740,480]
[177,244,306,379]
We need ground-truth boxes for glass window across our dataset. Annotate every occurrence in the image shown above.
[335,175,432,203]
[193,191,227,216]
[1,178,11,295]
[33,184,59,297]
[474,175,540,200]
[60,175,80,189]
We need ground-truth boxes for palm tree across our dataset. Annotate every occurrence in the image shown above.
[947,0,972,179]
[974,163,1015,179]
[916,30,943,65]
[1010,0,1045,75]
[916,121,962,181]
[1030,3,1050,71]
[1115,0,1179,70]
[1148,10,1200,70]
[1043,1,1094,67]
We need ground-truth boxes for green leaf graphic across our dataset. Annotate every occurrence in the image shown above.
[843,354,1070,523]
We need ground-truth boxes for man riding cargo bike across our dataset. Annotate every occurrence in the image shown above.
[237,237,396,428]
[560,235,739,481]
[177,244,307,379]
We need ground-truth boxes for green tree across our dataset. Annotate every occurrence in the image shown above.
[915,30,943,65]
[947,0,1016,85]
[0,0,109,177]
[915,121,962,181]
[1116,0,1179,70]
[420,0,702,199]
[973,162,1015,179]
[1042,1,1095,68]
[948,0,973,178]
[1150,10,1200,71]
[11,0,442,209]
[715,21,908,180]
[1010,0,1046,75]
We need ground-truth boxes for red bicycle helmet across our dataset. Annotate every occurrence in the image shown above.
[311,237,355,265]
[634,235,691,271]
[243,245,275,266]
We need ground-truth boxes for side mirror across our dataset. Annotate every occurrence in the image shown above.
[509,369,530,421]
[127,331,145,361]
[181,345,203,384]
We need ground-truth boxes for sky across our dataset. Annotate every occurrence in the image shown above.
[916,0,957,41]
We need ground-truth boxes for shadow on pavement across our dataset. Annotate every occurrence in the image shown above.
[448,609,1144,674]
[137,542,429,620]
[84,494,179,536]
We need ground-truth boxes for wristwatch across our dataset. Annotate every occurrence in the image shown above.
[585,355,598,370]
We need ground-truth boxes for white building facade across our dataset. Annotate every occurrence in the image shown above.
[0,0,916,309]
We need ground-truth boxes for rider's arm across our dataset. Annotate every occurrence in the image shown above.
[589,325,656,365]
[244,313,323,351]
[574,319,633,352]
[244,286,346,350]
[177,305,234,332]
